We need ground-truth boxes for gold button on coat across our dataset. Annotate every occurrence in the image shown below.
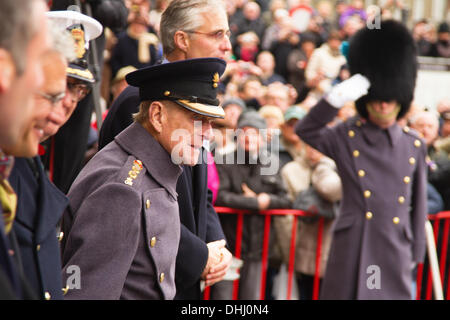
[348,130,355,138]
[393,217,400,224]
[398,196,405,204]
[159,273,165,283]
[57,232,64,242]
[409,157,416,165]
[403,126,410,133]
[353,150,360,158]
[366,212,373,220]
[414,140,421,148]
[358,170,366,177]
[404,176,411,184]
[150,237,156,247]
[364,190,371,198]
[146,199,151,209]
[36,244,41,251]
[44,292,51,300]
[62,286,69,296]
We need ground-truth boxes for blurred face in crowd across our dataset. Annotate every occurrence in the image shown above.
[0,0,48,151]
[301,40,316,59]
[367,100,400,129]
[265,85,290,112]
[224,104,243,129]
[410,112,439,146]
[256,52,275,74]
[39,52,68,141]
[154,101,213,166]
[185,9,232,60]
[328,37,342,52]
[127,0,150,26]
[243,1,260,21]
[240,79,264,101]
[237,126,264,154]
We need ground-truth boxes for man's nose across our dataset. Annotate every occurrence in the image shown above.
[221,36,232,52]
[202,121,214,141]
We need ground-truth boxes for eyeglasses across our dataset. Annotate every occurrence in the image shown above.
[36,91,66,106]
[185,29,231,41]
[66,81,91,102]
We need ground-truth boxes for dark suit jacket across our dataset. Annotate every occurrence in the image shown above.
[98,86,226,299]
[0,204,37,300]
[0,208,20,299]
[9,157,69,300]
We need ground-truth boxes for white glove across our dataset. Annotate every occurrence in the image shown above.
[325,74,371,109]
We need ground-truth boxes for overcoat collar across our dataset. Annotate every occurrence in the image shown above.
[115,122,182,198]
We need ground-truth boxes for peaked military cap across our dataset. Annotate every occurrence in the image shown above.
[46,10,103,83]
[126,58,227,118]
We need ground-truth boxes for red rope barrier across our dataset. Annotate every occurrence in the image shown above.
[287,215,298,300]
[209,208,450,300]
[313,217,324,300]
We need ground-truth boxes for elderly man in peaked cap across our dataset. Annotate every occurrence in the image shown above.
[60,58,227,300]
[296,20,427,300]
[41,10,103,188]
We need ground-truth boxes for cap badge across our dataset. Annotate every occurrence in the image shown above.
[71,27,86,59]
[212,72,219,88]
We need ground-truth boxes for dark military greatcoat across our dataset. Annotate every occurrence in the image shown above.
[296,99,428,300]
[9,157,69,300]
[61,122,182,299]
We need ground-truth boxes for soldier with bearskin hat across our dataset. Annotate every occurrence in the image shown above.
[296,20,427,299]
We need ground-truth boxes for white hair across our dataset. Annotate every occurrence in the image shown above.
[47,20,77,62]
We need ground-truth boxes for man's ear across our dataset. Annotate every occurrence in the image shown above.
[0,49,15,93]
[173,30,190,53]
[148,101,165,134]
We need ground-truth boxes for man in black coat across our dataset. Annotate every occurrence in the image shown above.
[48,0,128,194]
[0,0,49,299]
[98,0,233,299]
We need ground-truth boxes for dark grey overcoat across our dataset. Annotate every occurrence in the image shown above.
[296,99,428,300]
[60,122,182,299]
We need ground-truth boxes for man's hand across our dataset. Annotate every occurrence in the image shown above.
[204,247,232,287]
[201,240,226,280]
[257,193,271,210]
[325,74,371,108]
[242,183,257,197]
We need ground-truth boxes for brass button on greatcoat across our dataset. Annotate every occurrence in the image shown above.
[159,273,165,283]
[353,150,360,158]
[398,196,405,204]
[366,211,373,220]
[414,140,421,148]
[146,199,151,209]
[150,237,157,248]
[393,217,400,224]
[404,176,411,184]
[364,190,371,198]
[358,170,366,177]
[44,292,51,300]
[409,157,416,165]
[348,130,355,138]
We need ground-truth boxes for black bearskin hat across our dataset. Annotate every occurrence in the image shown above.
[348,20,418,119]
